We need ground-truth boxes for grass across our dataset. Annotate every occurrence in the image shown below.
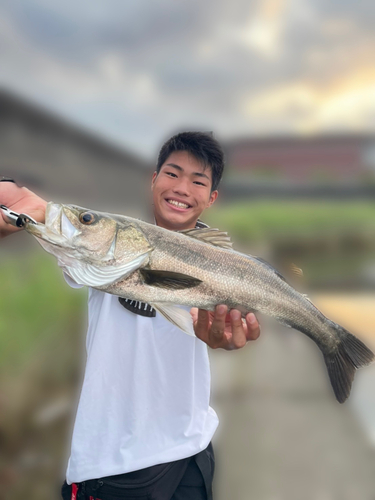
[204,201,375,244]
[0,252,86,371]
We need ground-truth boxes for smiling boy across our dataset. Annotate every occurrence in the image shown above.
[152,150,217,230]
[0,131,260,500]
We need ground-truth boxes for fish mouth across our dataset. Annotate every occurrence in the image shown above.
[46,203,63,235]
[61,208,79,240]
[44,203,80,240]
[26,203,79,245]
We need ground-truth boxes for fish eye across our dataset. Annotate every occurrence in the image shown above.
[79,212,97,225]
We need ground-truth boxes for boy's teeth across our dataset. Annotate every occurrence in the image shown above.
[167,199,189,208]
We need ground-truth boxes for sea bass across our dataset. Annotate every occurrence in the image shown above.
[24,202,374,403]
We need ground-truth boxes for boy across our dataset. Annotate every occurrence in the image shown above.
[0,131,260,499]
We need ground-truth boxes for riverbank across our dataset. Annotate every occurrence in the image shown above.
[313,292,375,346]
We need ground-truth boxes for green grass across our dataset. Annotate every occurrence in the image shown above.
[204,201,375,244]
[0,253,86,370]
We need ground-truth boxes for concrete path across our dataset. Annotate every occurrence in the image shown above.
[209,323,375,500]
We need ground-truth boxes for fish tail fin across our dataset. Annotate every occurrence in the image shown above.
[324,323,374,404]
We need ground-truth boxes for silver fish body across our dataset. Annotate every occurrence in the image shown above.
[25,202,374,403]
[105,221,338,351]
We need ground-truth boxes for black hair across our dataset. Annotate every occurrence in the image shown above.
[156,131,225,192]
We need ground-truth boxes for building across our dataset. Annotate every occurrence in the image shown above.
[225,134,375,183]
[222,134,375,200]
[0,90,152,215]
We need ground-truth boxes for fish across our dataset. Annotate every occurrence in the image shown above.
[23,202,374,404]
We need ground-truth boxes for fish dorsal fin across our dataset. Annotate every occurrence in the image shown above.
[179,228,233,249]
[140,269,202,290]
[151,302,196,337]
[302,293,314,304]
[254,257,288,284]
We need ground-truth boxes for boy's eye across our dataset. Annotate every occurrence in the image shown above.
[194,181,205,186]
[166,172,177,177]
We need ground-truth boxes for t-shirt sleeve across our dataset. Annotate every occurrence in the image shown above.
[63,272,85,289]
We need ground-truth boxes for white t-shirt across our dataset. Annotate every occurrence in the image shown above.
[64,276,219,484]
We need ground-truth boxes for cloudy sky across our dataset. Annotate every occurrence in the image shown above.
[0,0,374,159]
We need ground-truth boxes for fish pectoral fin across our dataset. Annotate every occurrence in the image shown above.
[179,227,233,249]
[140,269,202,290]
[151,303,196,337]
[65,252,150,287]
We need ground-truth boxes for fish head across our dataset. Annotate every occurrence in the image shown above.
[26,203,118,260]
[25,203,152,284]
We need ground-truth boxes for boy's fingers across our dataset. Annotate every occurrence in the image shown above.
[193,309,210,342]
[209,305,227,343]
[230,309,247,349]
[246,313,261,341]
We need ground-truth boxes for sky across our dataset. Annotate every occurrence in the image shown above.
[0,0,374,160]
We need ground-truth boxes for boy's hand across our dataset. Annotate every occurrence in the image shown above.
[191,305,260,350]
[0,180,47,238]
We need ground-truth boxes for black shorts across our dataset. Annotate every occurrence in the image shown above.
[61,442,215,500]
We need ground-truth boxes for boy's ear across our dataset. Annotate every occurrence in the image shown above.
[151,171,158,189]
[207,190,218,208]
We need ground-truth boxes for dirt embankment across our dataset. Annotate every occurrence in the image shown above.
[313,293,375,347]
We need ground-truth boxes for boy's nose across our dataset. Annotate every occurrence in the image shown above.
[173,179,190,196]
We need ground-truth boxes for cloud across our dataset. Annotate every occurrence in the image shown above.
[0,0,374,155]
[244,67,375,133]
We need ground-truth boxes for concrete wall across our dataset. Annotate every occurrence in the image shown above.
[0,91,153,217]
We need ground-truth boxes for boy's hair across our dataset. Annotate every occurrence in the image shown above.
[156,131,225,192]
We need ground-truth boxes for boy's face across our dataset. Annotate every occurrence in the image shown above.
[151,150,218,231]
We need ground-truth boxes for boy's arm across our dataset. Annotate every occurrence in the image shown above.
[0,179,47,238]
